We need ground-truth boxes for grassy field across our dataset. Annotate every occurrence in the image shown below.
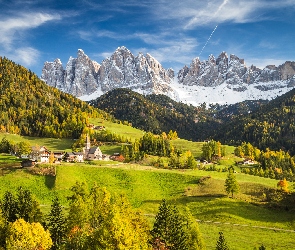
[0,133,74,151]
[89,118,145,141]
[0,130,294,249]
[0,161,294,249]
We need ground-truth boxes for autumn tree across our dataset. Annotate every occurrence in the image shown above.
[277,178,288,192]
[182,208,206,250]
[6,218,52,250]
[65,182,150,249]
[225,169,240,198]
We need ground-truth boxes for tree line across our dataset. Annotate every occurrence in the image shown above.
[0,184,206,250]
[234,142,295,181]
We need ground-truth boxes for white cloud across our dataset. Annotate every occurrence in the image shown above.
[245,58,288,69]
[0,11,61,67]
[0,12,61,48]
[0,47,40,67]
[151,0,295,29]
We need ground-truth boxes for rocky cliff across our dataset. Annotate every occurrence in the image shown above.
[41,47,295,105]
[41,47,175,98]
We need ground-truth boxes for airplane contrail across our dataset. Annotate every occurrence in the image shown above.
[198,0,229,56]
[198,25,218,57]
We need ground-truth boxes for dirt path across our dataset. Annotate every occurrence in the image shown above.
[196,219,295,233]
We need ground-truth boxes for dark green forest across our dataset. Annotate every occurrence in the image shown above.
[214,88,295,154]
[89,88,204,140]
[0,57,111,139]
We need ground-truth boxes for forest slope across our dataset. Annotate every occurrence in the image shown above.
[0,57,111,138]
[214,88,295,154]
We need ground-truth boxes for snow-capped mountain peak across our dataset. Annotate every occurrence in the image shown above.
[41,47,295,106]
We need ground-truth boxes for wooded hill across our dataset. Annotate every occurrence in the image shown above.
[89,88,268,141]
[0,57,111,139]
[89,88,204,140]
[214,88,295,154]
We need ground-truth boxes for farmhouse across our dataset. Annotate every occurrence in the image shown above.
[64,152,84,162]
[30,146,50,163]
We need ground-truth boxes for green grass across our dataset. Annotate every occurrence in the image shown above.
[171,139,204,157]
[99,144,121,155]
[0,132,74,151]
[89,118,145,141]
[0,163,293,249]
[24,136,74,151]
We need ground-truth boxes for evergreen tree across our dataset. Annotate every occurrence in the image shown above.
[48,197,66,250]
[1,187,42,223]
[151,200,188,250]
[259,244,266,250]
[216,231,229,250]
[225,169,240,198]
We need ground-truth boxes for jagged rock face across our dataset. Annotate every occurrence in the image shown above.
[41,47,295,105]
[41,50,99,96]
[41,59,64,90]
[178,52,295,90]
[41,47,174,97]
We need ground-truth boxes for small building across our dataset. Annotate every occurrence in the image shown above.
[86,147,103,160]
[53,151,64,161]
[30,146,50,163]
[64,152,84,163]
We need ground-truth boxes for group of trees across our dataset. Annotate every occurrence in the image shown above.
[235,142,295,181]
[201,140,226,162]
[215,88,295,155]
[0,137,32,156]
[0,184,207,250]
[121,132,173,162]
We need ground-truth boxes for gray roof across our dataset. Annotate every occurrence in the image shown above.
[88,147,101,154]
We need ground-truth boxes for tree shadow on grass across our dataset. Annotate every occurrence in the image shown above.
[45,175,56,189]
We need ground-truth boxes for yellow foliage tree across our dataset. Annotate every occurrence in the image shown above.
[277,178,289,192]
[6,218,52,250]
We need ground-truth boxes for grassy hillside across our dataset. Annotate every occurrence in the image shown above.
[0,162,294,249]
[0,133,74,151]
[89,117,145,141]
[0,57,111,139]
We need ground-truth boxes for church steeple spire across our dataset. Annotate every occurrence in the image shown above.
[85,134,91,150]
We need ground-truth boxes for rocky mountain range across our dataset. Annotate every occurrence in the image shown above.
[41,47,295,105]
[41,47,175,99]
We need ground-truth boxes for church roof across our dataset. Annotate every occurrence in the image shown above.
[88,147,101,154]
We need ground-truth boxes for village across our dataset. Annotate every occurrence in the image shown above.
[20,135,119,167]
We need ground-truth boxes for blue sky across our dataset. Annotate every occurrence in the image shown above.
[0,0,294,75]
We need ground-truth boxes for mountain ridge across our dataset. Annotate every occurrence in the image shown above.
[41,47,295,105]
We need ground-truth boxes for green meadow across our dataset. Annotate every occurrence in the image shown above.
[0,126,295,249]
[0,161,294,249]
[89,118,145,141]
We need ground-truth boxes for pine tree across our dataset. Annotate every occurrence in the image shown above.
[225,169,240,198]
[151,200,188,250]
[216,231,229,250]
[259,244,266,250]
[48,197,66,250]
